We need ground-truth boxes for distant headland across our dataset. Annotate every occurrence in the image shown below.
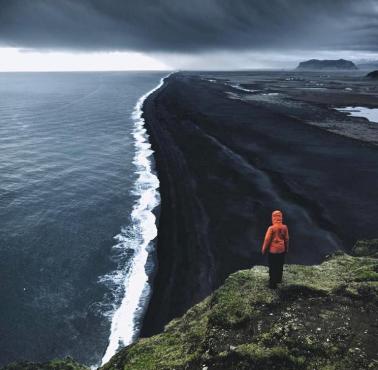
[296,59,358,71]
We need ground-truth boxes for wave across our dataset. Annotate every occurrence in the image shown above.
[228,83,258,92]
[99,73,172,366]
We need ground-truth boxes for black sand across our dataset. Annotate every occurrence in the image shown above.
[141,72,378,336]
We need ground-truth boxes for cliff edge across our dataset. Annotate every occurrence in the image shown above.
[101,240,377,370]
[2,240,377,370]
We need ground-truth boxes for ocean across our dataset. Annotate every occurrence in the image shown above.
[0,71,167,367]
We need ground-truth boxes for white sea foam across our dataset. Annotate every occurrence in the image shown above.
[100,73,172,366]
[229,83,258,92]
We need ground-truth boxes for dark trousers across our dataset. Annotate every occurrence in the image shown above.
[268,252,285,286]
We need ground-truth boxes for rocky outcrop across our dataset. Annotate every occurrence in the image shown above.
[101,241,378,370]
[366,70,378,79]
[296,59,358,71]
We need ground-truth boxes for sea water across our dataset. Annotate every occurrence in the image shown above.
[0,71,166,366]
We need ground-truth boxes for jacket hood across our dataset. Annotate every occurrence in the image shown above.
[272,210,283,224]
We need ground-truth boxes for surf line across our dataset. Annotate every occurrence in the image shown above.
[101,73,173,366]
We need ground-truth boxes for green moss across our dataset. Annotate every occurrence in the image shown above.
[234,343,304,365]
[208,267,275,327]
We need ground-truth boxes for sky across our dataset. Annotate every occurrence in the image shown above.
[0,0,377,71]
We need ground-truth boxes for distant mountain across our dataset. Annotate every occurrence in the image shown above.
[296,59,358,71]
[366,70,378,79]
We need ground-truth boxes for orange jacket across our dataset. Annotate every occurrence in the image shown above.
[262,210,289,254]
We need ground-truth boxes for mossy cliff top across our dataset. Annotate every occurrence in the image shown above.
[3,240,378,370]
[102,241,378,370]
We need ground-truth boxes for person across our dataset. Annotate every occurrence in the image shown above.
[261,210,289,289]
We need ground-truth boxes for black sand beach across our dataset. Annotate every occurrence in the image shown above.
[141,71,378,337]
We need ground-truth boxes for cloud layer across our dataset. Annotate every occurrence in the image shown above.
[1,0,377,53]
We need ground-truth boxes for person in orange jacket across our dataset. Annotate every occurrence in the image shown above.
[261,210,289,289]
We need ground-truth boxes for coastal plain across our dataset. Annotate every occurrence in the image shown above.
[141,71,378,337]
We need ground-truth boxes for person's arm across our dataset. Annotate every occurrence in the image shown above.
[284,226,289,253]
[261,226,272,255]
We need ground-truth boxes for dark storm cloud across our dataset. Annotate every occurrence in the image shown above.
[0,0,377,53]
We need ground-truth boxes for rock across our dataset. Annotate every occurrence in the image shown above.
[366,70,378,79]
[351,239,378,257]
[296,59,358,70]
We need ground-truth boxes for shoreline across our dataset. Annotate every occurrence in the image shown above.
[140,72,378,337]
[100,74,170,365]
